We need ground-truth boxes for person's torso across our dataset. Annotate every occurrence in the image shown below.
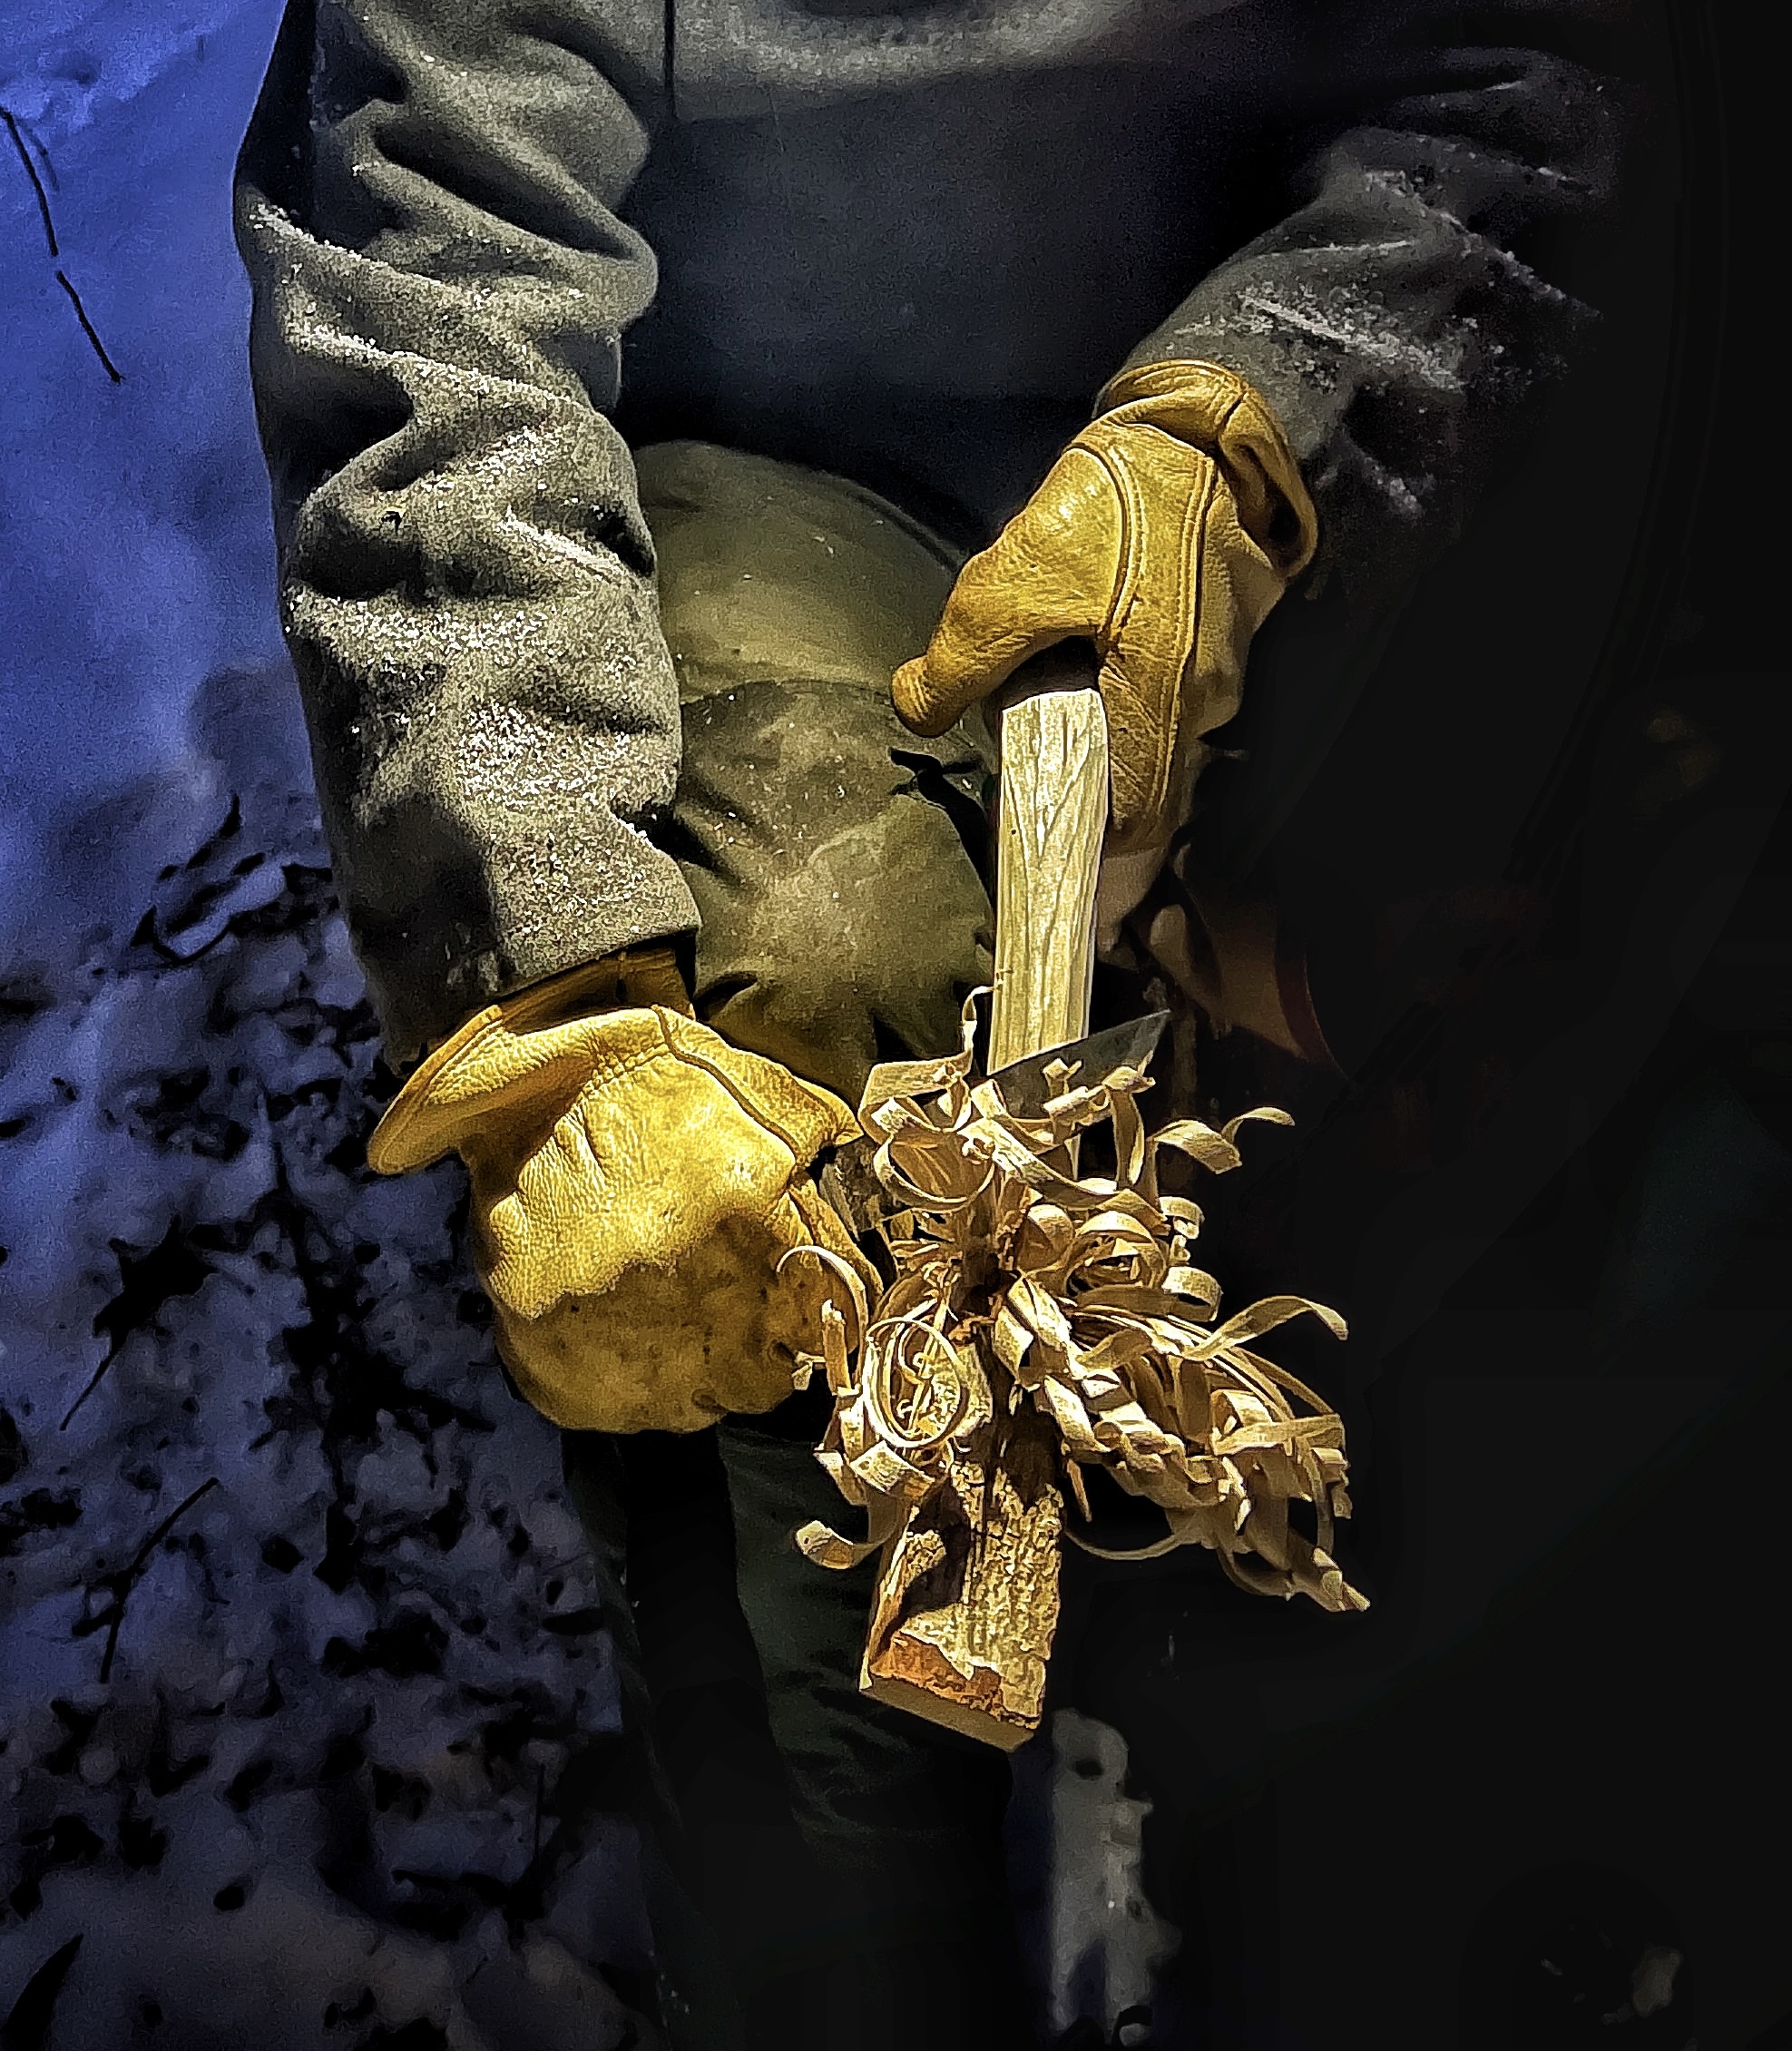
[613,0,1306,531]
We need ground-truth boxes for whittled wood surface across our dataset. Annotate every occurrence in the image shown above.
[988,685,1110,1074]
[864,677,1108,1748]
[861,1436,1065,1750]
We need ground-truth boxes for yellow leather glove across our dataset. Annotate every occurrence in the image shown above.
[366,952,870,1435]
[892,360,1317,940]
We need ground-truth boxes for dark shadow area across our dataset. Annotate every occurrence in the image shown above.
[1046,4,1788,2044]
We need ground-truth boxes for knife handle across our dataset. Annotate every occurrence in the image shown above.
[987,653,1110,1074]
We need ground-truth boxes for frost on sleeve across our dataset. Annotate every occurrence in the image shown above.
[1124,2,1630,604]
[235,0,697,1066]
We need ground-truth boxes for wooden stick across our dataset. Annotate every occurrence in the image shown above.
[987,678,1110,1073]
[861,659,1109,1749]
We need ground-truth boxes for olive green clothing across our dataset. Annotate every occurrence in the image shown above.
[641,440,995,1101]
[234,0,1628,1065]
[559,447,1020,2049]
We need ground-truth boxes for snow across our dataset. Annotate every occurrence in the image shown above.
[2,12,655,2041]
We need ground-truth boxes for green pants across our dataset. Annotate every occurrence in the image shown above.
[562,444,1034,2050]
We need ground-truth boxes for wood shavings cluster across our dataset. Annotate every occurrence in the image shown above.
[788,1009,1368,1616]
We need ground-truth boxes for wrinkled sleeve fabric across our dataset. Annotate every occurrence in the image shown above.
[1117,0,1630,606]
[235,0,695,1069]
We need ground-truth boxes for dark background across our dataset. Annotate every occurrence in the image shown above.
[3,3,1786,2047]
[1050,5,1791,2045]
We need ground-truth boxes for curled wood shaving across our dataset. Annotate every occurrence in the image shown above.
[786,1000,1367,1614]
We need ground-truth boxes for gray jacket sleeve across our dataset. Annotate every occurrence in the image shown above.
[235,0,695,1068]
[1121,2,1629,606]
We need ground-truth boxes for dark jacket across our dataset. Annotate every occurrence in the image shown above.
[235,0,1627,1065]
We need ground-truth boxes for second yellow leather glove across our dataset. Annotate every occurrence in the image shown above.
[893,360,1317,938]
[367,960,870,1435]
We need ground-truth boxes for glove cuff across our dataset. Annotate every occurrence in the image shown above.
[369,981,858,1183]
[488,944,692,1035]
[1094,358,1319,582]
[367,945,692,1175]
